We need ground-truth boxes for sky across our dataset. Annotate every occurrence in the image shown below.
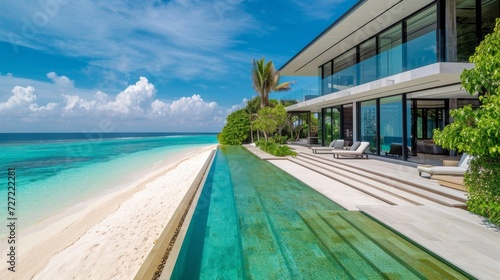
[0,0,357,132]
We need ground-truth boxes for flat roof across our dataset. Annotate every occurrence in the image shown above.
[279,0,435,76]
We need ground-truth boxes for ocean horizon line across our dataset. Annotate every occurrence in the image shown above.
[0,132,219,143]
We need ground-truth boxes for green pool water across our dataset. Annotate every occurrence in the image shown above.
[171,146,470,279]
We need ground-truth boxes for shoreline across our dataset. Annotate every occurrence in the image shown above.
[0,144,217,280]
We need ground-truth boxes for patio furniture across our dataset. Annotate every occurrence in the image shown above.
[417,153,470,176]
[332,141,370,159]
[311,139,344,154]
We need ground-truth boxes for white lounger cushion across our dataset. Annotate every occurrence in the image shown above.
[332,141,370,158]
[417,166,467,176]
[417,154,470,176]
[311,140,344,153]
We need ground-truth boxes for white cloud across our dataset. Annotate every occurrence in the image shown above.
[150,94,220,123]
[0,85,58,115]
[0,1,256,81]
[0,86,37,111]
[226,97,248,114]
[30,102,58,112]
[47,72,74,88]
[0,76,241,131]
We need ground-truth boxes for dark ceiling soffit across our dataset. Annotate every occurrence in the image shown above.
[286,110,311,113]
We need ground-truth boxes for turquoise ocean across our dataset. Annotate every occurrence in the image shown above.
[0,133,218,237]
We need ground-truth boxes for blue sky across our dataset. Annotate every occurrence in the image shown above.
[0,0,356,132]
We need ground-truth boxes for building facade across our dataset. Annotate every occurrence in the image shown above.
[280,0,499,161]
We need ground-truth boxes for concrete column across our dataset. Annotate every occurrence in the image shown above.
[446,0,457,62]
[352,102,357,142]
[307,112,311,146]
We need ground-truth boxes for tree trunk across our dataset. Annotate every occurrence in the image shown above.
[250,124,254,143]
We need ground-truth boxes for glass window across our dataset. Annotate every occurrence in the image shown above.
[406,4,438,69]
[457,0,478,61]
[378,24,403,77]
[482,0,500,40]
[322,61,333,95]
[407,4,437,41]
[333,48,356,74]
[359,38,377,61]
[333,48,356,88]
[380,96,403,156]
[359,38,378,84]
[360,100,377,154]
[378,24,402,52]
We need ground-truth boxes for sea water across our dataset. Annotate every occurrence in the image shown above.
[0,133,218,237]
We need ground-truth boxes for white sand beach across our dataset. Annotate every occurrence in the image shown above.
[0,144,216,280]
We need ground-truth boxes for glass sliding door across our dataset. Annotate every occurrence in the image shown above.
[360,100,377,154]
[342,104,353,146]
[379,96,403,156]
[322,108,333,145]
[321,107,341,146]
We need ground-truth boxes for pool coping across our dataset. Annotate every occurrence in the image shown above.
[133,148,216,280]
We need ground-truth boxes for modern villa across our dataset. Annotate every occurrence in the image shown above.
[280,0,499,162]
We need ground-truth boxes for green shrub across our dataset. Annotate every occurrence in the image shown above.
[218,109,250,145]
[433,19,500,226]
[465,156,500,225]
[255,139,296,157]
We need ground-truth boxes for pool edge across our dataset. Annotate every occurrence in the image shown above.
[133,147,217,280]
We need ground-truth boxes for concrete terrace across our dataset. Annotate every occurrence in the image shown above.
[243,144,500,280]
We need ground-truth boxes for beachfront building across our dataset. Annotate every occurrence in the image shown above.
[280,0,499,162]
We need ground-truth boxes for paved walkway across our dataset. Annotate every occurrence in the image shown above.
[243,144,500,279]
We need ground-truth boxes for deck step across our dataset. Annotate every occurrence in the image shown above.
[299,152,467,202]
[295,154,467,208]
[289,157,418,206]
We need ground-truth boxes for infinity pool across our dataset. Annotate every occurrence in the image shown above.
[171,146,470,279]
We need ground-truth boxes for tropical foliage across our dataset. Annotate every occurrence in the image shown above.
[251,57,295,108]
[433,18,500,225]
[255,139,297,157]
[218,109,250,145]
[218,57,313,157]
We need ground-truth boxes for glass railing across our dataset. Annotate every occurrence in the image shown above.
[281,31,437,103]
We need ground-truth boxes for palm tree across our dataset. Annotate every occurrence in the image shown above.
[251,57,295,108]
[245,96,261,143]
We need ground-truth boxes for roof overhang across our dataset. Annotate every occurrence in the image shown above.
[286,63,476,113]
[280,0,435,76]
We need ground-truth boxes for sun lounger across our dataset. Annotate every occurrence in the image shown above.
[311,139,344,154]
[417,153,470,176]
[332,141,370,159]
